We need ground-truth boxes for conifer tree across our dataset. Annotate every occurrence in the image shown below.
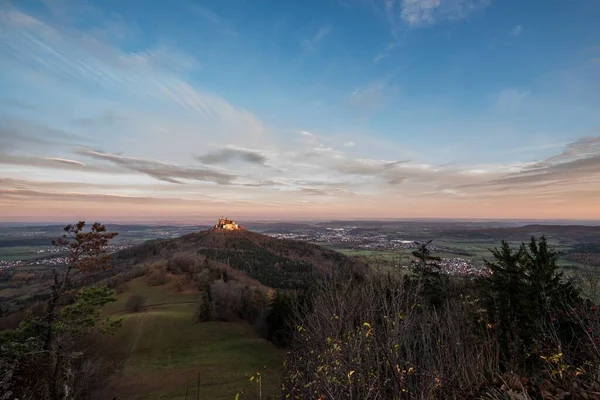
[484,236,580,367]
[412,241,445,308]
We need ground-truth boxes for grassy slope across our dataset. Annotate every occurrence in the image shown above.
[101,276,283,400]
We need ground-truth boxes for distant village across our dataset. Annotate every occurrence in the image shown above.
[266,227,490,277]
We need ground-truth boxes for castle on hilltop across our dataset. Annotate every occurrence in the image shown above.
[213,217,240,231]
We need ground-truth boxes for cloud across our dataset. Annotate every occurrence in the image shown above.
[400,0,443,26]
[0,153,124,174]
[401,0,489,27]
[374,42,399,63]
[462,136,600,190]
[510,24,522,36]
[301,25,331,52]
[495,88,530,112]
[0,186,221,205]
[71,110,126,127]
[299,187,356,196]
[291,146,478,188]
[344,141,356,147]
[349,81,387,116]
[0,7,266,145]
[189,3,236,35]
[0,116,90,150]
[0,98,36,110]
[196,147,269,165]
[378,0,489,33]
[44,157,85,166]
[0,153,128,175]
[75,148,237,184]
[0,177,226,203]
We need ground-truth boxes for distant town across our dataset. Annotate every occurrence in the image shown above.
[266,227,490,276]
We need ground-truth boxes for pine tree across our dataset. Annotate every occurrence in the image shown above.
[197,284,214,322]
[412,241,445,308]
[483,236,580,367]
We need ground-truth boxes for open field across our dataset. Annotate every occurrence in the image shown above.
[100,276,284,400]
[0,246,48,261]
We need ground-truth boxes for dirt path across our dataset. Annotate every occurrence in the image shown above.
[105,300,199,317]
[114,309,148,383]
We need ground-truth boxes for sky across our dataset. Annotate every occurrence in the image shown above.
[1,0,599,223]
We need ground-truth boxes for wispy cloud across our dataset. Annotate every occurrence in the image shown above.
[299,187,356,196]
[376,0,489,33]
[349,81,387,116]
[494,88,530,112]
[374,42,399,63]
[400,0,489,27]
[189,3,236,36]
[0,153,124,174]
[510,24,522,36]
[0,98,36,110]
[461,136,600,193]
[196,146,269,166]
[75,148,237,185]
[71,110,126,127]
[301,25,331,52]
[0,116,89,151]
[44,157,85,166]
[0,7,265,144]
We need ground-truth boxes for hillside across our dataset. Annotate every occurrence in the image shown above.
[110,228,367,289]
[95,276,283,400]
[82,228,367,399]
[84,228,367,398]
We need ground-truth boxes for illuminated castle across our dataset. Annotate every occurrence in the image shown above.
[213,217,240,231]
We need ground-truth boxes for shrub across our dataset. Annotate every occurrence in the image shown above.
[11,272,35,282]
[282,237,600,399]
[147,262,167,286]
[168,254,198,274]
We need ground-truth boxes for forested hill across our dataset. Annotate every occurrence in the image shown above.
[110,228,367,289]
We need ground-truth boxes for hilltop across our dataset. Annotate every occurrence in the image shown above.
[110,227,367,289]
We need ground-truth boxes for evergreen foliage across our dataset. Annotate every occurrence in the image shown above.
[483,236,581,367]
[412,240,446,308]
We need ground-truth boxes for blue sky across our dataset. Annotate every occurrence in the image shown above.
[1,0,599,221]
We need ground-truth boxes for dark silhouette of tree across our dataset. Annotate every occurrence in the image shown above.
[412,240,445,308]
[412,240,441,274]
[0,222,120,400]
[483,236,580,368]
[266,291,297,346]
[196,284,214,322]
